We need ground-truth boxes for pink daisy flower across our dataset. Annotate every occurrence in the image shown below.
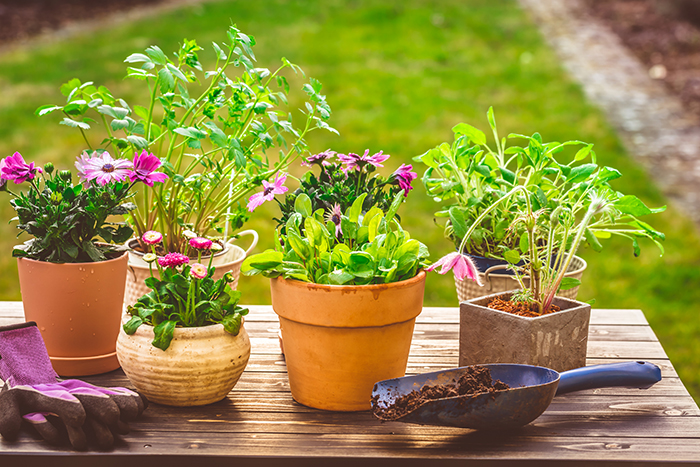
[82,152,132,186]
[158,252,190,268]
[74,152,92,182]
[189,263,208,279]
[246,172,288,212]
[189,237,213,250]
[425,252,483,286]
[128,150,169,187]
[1,152,42,184]
[337,149,390,172]
[142,231,163,245]
[301,150,335,167]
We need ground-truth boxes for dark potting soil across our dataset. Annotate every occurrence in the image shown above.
[487,298,560,318]
[371,365,509,421]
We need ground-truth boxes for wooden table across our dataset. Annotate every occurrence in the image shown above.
[1,303,699,466]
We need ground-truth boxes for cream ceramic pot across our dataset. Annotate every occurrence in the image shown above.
[116,318,250,406]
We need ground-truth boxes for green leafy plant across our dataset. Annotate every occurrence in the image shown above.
[424,108,666,314]
[243,191,429,284]
[123,232,248,350]
[241,150,426,285]
[38,25,335,254]
[0,151,163,262]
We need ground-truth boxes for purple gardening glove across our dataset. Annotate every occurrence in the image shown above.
[0,322,147,450]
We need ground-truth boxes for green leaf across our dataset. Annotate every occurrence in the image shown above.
[503,250,521,264]
[242,250,283,272]
[452,123,486,145]
[294,193,312,217]
[347,193,368,223]
[122,316,143,335]
[124,53,152,64]
[158,67,175,93]
[152,320,176,351]
[221,313,243,335]
[519,232,529,254]
[35,105,62,117]
[574,144,593,162]
[614,195,653,217]
[567,163,597,184]
[448,207,468,240]
[499,167,516,185]
[328,270,354,285]
[558,277,582,291]
[584,227,603,252]
[146,45,167,65]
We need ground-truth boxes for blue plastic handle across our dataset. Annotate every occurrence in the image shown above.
[555,361,662,396]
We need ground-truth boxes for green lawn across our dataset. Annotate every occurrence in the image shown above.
[1,0,698,401]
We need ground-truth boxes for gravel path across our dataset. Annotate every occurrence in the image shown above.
[520,0,700,224]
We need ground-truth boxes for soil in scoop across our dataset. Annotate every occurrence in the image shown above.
[487,298,560,318]
[372,365,510,420]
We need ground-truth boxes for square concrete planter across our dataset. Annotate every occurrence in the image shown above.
[459,290,591,372]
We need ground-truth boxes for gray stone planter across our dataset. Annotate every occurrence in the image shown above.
[459,290,591,372]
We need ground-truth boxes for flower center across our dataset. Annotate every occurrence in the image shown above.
[331,214,341,225]
[263,186,274,196]
[102,163,115,173]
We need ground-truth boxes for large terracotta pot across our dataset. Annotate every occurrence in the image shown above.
[270,271,426,412]
[459,290,591,372]
[17,252,128,376]
[455,255,587,302]
[124,229,258,306]
[116,318,250,406]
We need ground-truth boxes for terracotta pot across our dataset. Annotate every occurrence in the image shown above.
[123,230,258,306]
[455,255,587,302]
[459,290,591,372]
[116,318,250,406]
[17,252,128,376]
[270,271,426,411]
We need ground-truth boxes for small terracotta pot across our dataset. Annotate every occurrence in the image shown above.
[459,290,591,372]
[270,271,426,411]
[123,230,258,306]
[116,319,250,406]
[17,252,128,376]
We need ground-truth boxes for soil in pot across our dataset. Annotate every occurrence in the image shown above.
[371,365,510,420]
[487,298,560,317]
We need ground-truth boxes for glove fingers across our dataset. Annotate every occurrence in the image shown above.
[114,419,130,435]
[0,390,21,440]
[65,423,87,451]
[86,417,114,450]
[15,386,85,427]
[72,393,120,427]
[23,413,61,445]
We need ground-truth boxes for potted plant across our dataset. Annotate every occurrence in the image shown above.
[0,150,166,376]
[242,150,428,411]
[415,108,601,300]
[426,133,665,370]
[37,25,335,303]
[116,231,250,407]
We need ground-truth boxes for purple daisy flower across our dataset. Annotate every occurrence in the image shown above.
[392,163,417,196]
[157,252,190,268]
[128,150,169,187]
[325,203,343,237]
[337,149,390,172]
[301,149,336,167]
[82,152,132,186]
[74,152,92,182]
[246,172,289,212]
[1,152,42,184]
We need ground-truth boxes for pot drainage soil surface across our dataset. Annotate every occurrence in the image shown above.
[487,298,561,318]
[372,365,510,420]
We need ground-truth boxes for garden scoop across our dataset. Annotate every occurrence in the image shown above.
[371,361,661,430]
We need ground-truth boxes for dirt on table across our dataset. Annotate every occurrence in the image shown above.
[371,365,510,421]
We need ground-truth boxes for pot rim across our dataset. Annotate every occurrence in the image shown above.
[273,269,427,291]
[16,250,128,267]
[121,316,245,339]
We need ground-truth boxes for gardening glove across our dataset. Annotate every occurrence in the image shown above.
[0,321,148,449]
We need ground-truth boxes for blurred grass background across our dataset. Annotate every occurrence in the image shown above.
[0,0,698,401]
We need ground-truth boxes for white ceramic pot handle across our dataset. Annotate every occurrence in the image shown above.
[227,229,259,255]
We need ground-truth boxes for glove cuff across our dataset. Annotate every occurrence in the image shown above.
[0,322,58,386]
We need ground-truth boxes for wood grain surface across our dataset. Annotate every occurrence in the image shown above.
[1,302,698,466]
